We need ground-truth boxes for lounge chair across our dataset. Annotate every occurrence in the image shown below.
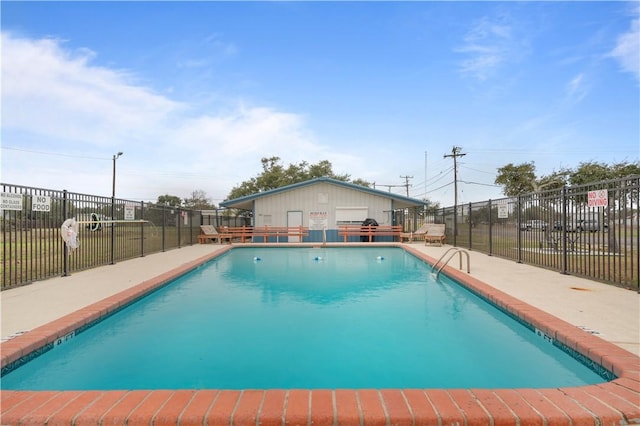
[199,225,233,244]
[400,223,430,242]
[412,223,431,241]
[424,224,446,246]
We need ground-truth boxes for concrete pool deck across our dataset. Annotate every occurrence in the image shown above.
[1,243,639,425]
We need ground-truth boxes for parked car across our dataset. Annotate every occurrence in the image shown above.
[552,220,577,231]
[520,220,548,231]
[552,218,606,232]
[575,219,601,232]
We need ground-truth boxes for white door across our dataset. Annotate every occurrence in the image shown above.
[287,211,303,242]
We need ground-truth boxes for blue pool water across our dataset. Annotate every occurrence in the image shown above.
[2,247,606,390]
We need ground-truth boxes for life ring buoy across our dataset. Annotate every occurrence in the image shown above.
[61,218,79,250]
[89,212,101,231]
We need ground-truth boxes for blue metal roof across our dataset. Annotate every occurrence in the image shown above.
[220,177,424,209]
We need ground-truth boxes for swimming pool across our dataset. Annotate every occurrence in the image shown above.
[1,244,638,425]
[1,247,608,390]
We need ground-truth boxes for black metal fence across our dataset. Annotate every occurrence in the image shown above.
[3,176,639,290]
[1,184,206,289]
[401,175,639,290]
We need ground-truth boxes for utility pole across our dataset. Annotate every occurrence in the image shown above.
[399,175,413,196]
[444,146,465,208]
[444,146,466,245]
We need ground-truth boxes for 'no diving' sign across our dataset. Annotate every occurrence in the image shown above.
[588,190,608,208]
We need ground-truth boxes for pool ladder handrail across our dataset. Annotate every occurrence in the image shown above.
[431,247,471,278]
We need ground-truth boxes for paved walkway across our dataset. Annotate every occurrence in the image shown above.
[2,243,638,356]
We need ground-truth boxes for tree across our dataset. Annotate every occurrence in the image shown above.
[156,194,182,207]
[350,178,371,188]
[183,190,215,210]
[568,161,640,253]
[420,198,440,215]
[495,160,639,254]
[495,160,639,197]
[569,161,640,186]
[494,162,537,197]
[226,157,370,200]
[611,161,640,179]
[522,205,550,221]
[536,168,570,191]
[468,204,499,226]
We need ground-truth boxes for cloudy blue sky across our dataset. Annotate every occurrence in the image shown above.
[1,1,638,206]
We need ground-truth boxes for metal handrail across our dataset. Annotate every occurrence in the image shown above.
[431,247,471,278]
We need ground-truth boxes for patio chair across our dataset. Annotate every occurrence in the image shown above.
[199,225,233,244]
[401,223,431,242]
[424,224,446,246]
[412,223,431,241]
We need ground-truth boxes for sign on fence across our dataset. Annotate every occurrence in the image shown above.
[32,195,51,212]
[588,189,608,208]
[124,204,136,220]
[497,204,509,219]
[1,193,23,211]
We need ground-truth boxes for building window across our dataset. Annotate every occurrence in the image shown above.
[335,207,368,224]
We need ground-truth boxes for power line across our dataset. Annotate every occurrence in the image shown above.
[460,165,497,175]
[4,146,231,180]
[411,166,455,199]
[425,181,454,193]
[2,145,110,161]
[460,180,501,187]
[426,166,454,183]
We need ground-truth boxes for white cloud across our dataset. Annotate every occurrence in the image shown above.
[609,15,640,83]
[1,33,183,149]
[177,34,238,69]
[173,106,314,157]
[1,32,354,201]
[457,15,527,81]
[204,33,238,57]
[565,73,589,105]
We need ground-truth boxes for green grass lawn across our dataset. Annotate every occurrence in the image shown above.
[1,225,199,288]
[2,224,637,290]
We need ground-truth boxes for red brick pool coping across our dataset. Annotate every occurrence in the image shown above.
[1,244,639,425]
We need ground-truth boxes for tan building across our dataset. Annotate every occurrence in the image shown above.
[220,177,424,242]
